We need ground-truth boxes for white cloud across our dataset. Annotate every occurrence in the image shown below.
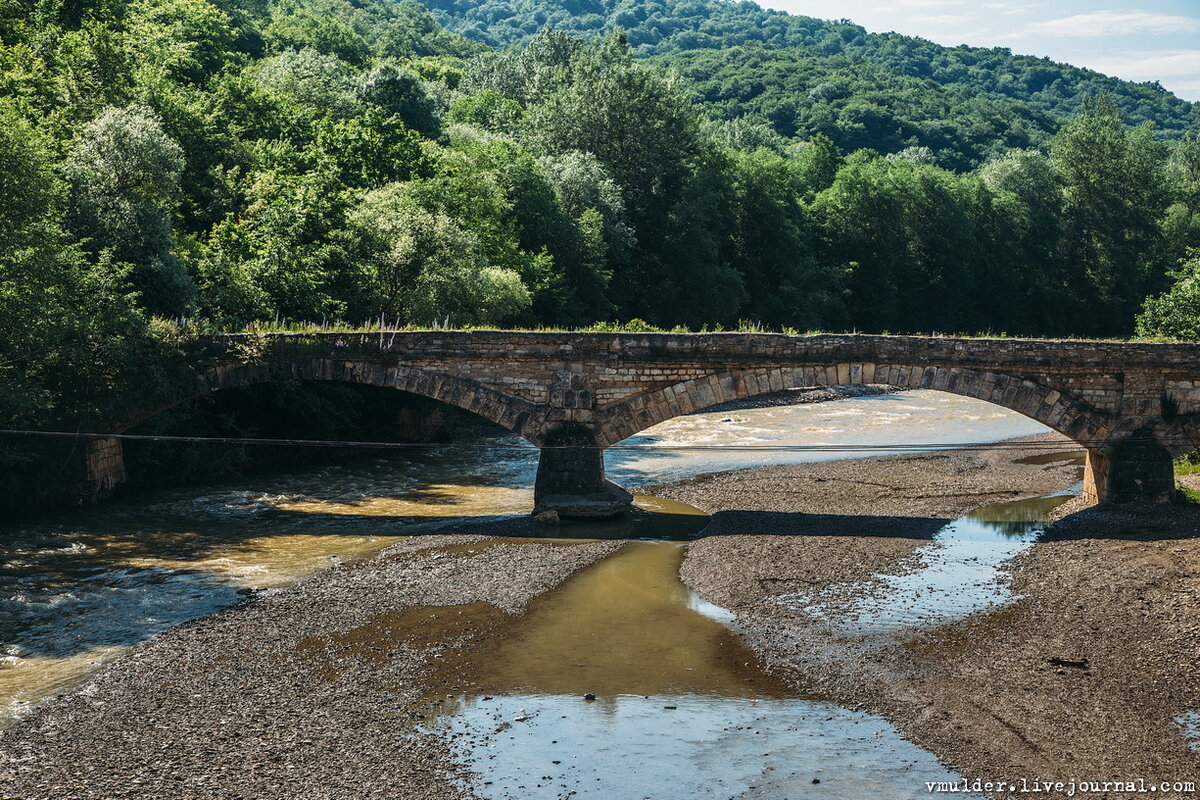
[1025,9,1200,37]
[888,0,964,7]
[872,0,963,13]
[981,2,1039,16]
[911,14,973,25]
[1085,49,1200,80]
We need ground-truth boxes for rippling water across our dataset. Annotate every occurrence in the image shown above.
[0,390,1048,727]
[609,390,1050,486]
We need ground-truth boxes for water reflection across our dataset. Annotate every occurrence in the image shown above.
[411,541,981,800]
[0,390,1052,725]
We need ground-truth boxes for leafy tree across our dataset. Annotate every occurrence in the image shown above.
[350,184,531,324]
[726,147,846,329]
[447,89,523,135]
[538,150,633,272]
[0,103,168,507]
[193,167,355,321]
[360,62,441,138]
[1051,96,1171,334]
[1136,251,1200,340]
[978,149,1067,333]
[127,0,240,84]
[253,47,361,118]
[790,133,842,200]
[263,2,369,65]
[1162,135,1200,255]
[65,104,194,315]
[812,152,984,333]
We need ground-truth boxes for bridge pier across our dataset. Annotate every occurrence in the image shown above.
[533,427,632,519]
[84,437,127,503]
[1083,438,1175,504]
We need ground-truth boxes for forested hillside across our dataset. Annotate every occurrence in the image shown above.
[1,0,1200,506]
[420,0,1199,156]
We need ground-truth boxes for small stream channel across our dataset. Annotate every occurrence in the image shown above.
[421,540,985,799]
[0,389,1104,796]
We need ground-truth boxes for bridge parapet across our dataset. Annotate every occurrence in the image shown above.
[85,331,1200,514]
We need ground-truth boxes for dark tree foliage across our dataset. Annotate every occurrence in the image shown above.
[2,0,1200,509]
[418,0,1198,152]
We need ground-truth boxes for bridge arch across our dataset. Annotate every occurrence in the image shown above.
[79,331,1199,511]
[593,362,1112,450]
[113,357,547,444]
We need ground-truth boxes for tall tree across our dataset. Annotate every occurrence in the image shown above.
[1051,95,1170,334]
[65,104,194,316]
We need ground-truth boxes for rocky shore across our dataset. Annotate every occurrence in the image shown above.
[657,436,1200,798]
[2,427,1198,799]
[0,535,623,799]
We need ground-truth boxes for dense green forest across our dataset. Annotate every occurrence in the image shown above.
[421,0,1199,149]
[1,0,1200,506]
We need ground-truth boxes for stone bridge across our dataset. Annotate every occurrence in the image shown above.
[87,331,1200,516]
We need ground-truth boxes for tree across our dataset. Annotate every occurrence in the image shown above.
[360,62,442,139]
[1136,251,1200,341]
[726,147,847,329]
[790,133,842,199]
[263,3,369,65]
[519,31,707,227]
[1162,135,1200,256]
[811,152,984,333]
[350,184,531,325]
[1051,95,1170,335]
[126,0,239,85]
[978,149,1068,334]
[253,47,361,118]
[65,104,194,316]
[538,150,635,273]
[0,103,159,434]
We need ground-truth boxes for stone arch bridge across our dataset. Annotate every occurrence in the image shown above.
[85,331,1200,516]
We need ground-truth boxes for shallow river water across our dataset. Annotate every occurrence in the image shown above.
[1,389,1067,796]
[425,541,988,799]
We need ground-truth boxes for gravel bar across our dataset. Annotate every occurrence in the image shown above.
[0,533,622,799]
[666,435,1200,798]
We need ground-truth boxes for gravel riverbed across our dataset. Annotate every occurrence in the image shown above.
[654,435,1200,798]
[0,535,622,799]
[2,425,1198,799]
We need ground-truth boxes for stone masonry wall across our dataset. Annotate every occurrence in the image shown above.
[159,332,1200,455]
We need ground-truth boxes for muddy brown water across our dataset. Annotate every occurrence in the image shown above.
[334,538,989,799]
[0,391,1075,796]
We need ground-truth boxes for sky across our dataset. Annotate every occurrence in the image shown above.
[759,0,1200,101]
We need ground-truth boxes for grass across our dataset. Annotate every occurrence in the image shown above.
[153,315,1200,343]
[1175,453,1200,503]
[1175,458,1200,477]
[1177,486,1200,504]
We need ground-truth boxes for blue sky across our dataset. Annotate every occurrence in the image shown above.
[760,1,1200,101]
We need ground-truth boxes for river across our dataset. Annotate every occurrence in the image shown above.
[1,389,1060,797]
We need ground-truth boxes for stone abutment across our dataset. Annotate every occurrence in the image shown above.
[78,332,1200,516]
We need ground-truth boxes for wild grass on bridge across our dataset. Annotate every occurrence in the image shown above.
[157,315,1166,343]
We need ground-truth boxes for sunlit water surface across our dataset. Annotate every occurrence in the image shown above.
[0,389,1092,797]
[418,541,985,800]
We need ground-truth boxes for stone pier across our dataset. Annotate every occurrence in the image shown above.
[532,427,632,518]
[94,331,1200,513]
[84,437,127,502]
[1083,437,1176,505]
